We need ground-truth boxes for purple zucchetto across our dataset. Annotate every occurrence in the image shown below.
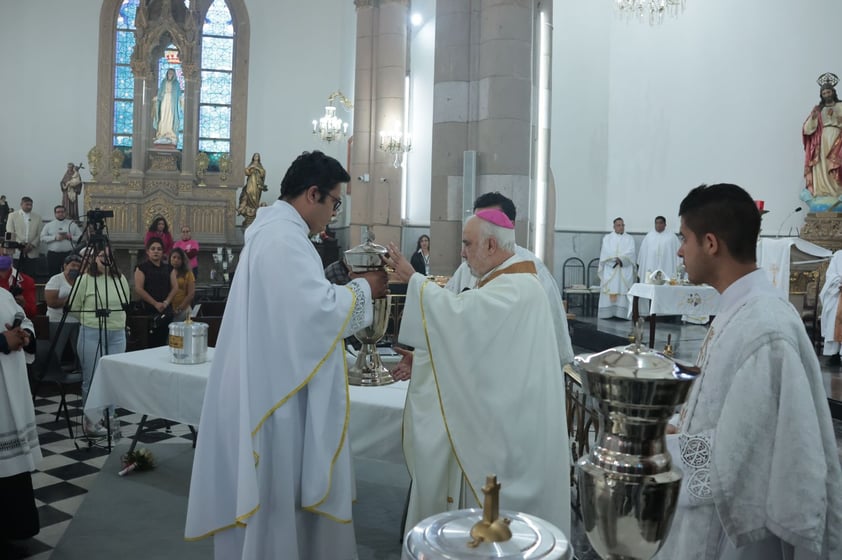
[475,208,515,229]
[0,255,12,270]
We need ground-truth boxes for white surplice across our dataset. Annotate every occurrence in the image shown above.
[655,269,842,560]
[0,289,38,478]
[185,201,374,560]
[637,229,680,282]
[820,250,842,356]
[401,254,571,536]
[597,232,636,319]
[444,245,574,364]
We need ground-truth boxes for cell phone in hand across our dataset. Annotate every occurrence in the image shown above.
[11,316,23,329]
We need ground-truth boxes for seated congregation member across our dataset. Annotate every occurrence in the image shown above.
[386,209,570,537]
[134,237,176,347]
[44,253,83,368]
[69,248,130,437]
[444,192,573,365]
[144,215,173,258]
[0,289,39,556]
[169,248,195,322]
[656,184,842,560]
[0,255,36,319]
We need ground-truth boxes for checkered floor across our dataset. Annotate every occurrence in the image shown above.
[10,388,196,560]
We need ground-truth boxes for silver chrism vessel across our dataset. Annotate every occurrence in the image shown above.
[572,321,698,559]
[344,238,394,386]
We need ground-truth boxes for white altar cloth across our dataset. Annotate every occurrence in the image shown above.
[85,346,408,466]
[627,283,720,317]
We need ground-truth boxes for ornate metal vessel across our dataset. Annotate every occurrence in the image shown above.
[168,317,209,365]
[404,476,572,560]
[344,239,393,386]
[572,324,697,559]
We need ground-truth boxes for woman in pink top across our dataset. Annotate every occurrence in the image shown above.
[173,224,200,279]
[144,216,173,257]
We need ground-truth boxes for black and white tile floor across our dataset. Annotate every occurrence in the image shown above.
[11,391,195,560]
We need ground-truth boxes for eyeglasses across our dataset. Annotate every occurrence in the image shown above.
[325,192,342,212]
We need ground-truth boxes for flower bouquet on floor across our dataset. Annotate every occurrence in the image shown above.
[119,448,155,476]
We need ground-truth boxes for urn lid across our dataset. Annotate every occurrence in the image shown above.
[344,239,388,272]
[404,509,572,560]
[572,319,683,380]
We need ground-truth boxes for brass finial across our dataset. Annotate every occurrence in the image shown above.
[467,475,512,548]
[663,334,674,357]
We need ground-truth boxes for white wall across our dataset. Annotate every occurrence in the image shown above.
[0,0,355,215]
[552,0,840,235]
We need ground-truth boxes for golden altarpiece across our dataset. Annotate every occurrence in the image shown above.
[86,0,250,250]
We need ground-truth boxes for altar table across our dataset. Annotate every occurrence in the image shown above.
[627,283,720,348]
[85,346,408,465]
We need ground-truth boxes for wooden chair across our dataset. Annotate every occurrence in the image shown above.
[562,257,589,315]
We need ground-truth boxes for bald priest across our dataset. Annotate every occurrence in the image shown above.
[386,209,570,536]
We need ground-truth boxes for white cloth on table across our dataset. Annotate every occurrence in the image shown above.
[445,245,573,364]
[820,250,842,356]
[637,229,680,282]
[185,200,375,560]
[400,254,570,536]
[0,289,38,478]
[655,269,842,560]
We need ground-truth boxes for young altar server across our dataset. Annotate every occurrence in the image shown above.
[656,183,842,560]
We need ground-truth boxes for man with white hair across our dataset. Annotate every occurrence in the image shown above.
[386,209,570,536]
[444,192,573,364]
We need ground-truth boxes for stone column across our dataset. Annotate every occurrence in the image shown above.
[350,0,408,247]
[180,68,200,181]
[430,0,537,274]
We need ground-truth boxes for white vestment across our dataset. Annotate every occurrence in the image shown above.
[185,201,374,560]
[444,245,574,364]
[400,254,571,536]
[820,250,842,356]
[597,232,636,319]
[637,229,680,282]
[0,290,38,478]
[655,270,842,560]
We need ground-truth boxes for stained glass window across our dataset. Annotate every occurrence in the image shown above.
[113,0,139,152]
[199,0,235,170]
[110,0,238,172]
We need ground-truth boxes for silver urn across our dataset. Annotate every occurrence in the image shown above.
[344,239,394,386]
[168,318,209,365]
[572,332,697,559]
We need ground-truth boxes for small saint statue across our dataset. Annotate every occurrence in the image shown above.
[60,162,84,221]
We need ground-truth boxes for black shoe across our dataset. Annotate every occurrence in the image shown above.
[827,354,841,366]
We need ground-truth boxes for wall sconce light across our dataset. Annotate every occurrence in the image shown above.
[378,122,412,167]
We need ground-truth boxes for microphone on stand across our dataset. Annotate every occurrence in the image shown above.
[776,206,803,238]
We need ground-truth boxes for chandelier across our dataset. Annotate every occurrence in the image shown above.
[312,91,353,143]
[616,0,685,24]
[378,122,412,168]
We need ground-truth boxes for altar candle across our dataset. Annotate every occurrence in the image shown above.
[755,200,765,211]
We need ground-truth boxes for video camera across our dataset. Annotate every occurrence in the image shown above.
[87,208,114,228]
[0,231,24,251]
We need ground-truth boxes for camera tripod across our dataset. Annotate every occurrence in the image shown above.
[30,210,130,451]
